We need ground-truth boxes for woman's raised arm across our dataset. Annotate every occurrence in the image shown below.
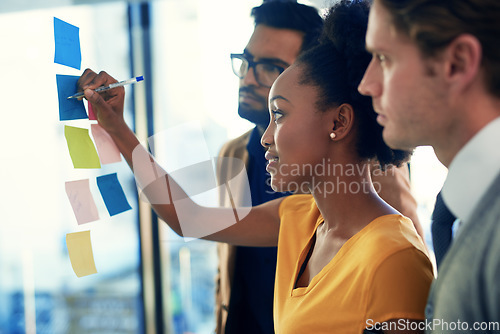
[78,68,283,246]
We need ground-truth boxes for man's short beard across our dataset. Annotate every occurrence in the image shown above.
[238,105,270,128]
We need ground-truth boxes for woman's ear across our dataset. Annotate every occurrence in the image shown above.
[329,103,355,140]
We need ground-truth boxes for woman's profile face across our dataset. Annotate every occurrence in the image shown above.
[261,64,334,193]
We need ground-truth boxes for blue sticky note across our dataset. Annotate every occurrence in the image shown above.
[54,17,82,70]
[57,75,88,121]
[96,173,132,216]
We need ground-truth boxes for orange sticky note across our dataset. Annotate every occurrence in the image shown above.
[66,231,98,277]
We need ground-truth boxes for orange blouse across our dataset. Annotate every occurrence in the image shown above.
[274,195,433,334]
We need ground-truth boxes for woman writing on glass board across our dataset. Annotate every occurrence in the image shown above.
[76,1,433,332]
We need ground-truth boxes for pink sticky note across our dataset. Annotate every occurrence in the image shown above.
[88,102,97,120]
[91,124,122,164]
[65,179,100,225]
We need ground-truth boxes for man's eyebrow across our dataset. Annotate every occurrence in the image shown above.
[243,49,290,67]
[365,40,393,55]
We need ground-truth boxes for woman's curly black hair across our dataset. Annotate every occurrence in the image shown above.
[297,0,412,167]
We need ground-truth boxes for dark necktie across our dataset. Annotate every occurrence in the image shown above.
[431,191,456,269]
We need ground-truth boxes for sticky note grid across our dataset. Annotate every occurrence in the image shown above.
[55,17,130,278]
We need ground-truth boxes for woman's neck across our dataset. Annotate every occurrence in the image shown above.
[311,160,396,239]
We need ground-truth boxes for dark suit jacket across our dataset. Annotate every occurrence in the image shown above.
[425,172,500,333]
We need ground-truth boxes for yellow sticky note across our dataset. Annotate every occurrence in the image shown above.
[64,125,101,168]
[66,231,98,277]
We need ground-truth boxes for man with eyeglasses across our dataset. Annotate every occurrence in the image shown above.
[215,3,323,334]
[230,53,289,125]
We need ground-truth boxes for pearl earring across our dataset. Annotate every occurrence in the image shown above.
[330,132,336,140]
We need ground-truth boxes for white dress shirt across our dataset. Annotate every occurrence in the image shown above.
[442,117,500,231]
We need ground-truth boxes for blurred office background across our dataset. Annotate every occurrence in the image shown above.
[0,0,446,333]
